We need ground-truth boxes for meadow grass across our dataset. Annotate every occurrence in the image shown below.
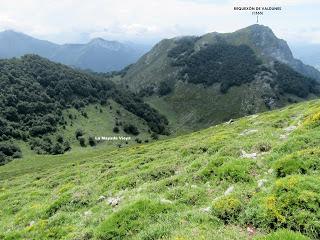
[1,100,320,239]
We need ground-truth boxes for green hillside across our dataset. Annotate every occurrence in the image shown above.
[0,55,168,164]
[1,99,320,239]
[118,25,320,134]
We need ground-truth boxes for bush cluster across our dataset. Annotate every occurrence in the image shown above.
[123,124,140,136]
[0,142,22,165]
[273,148,320,177]
[30,136,70,155]
[244,175,320,239]
[96,199,171,239]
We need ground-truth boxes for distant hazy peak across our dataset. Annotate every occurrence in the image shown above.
[0,29,32,39]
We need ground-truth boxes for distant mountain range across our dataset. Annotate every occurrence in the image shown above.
[0,30,150,72]
[291,43,320,71]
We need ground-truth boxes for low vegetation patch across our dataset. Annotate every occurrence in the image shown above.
[245,175,320,239]
[212,195,244,223]
[254,229,310,240]
[0,141,22,165]
[273,148,320,177]
[96,199,172,239]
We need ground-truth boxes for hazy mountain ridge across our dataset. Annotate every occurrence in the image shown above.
[0,30,150,72]
[291,43,320,71]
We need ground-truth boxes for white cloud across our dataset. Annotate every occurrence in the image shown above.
[0,0,319,44]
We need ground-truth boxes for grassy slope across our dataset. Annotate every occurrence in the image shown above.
[146,81,305,136]
[1,100,320,239]
[58,100,153,149]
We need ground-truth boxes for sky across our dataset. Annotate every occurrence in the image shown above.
[0,0,319,46]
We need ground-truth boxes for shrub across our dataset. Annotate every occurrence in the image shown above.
[0,142,21,158]
[244,175,320,239]
[88,136,96,147]
[96,199,171,239]
[302,112,320,128]
[124,124,139,136]
[273,148,320,177]
[81,111,88,118]
[255,229,310,240]
[151,133,159,140]
[51,143,65,155]
[212,195,243,223]
[113,126,120,133]
[0,142,22,165]
[216,159,254,182]
[0,152,6,165]
[199,157,227,180]
[56,135,64,143]
[158,81,172,96]
[135,138,142,144]
[79,137,86,147]
[199,157,253,182]
[30,137,70,155]
[256,142,272,152]
[75,129,83,139]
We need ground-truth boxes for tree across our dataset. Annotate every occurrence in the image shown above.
[113,126,120,133]
[79,137,86,147]
[124,124,140,136]
[88,136,96,147]
[158,81,172,96]
[75,129,83,139]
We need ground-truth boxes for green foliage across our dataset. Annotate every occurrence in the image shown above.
[212,195,244,223]
[200,157,253,182]
[30,137,70,155]
[216,159,254,182]
[169,43,261,93]
[96,199,171,239]
[112,88,169,135]
[254,229,310,240]
[78,137,86,147]
[124,124,140,136]
[0,55,168,160]
[302,112,320,128]
[158,81,172,96]
[168,41,318,97]
[167,37,199,59]
[113,126,120,133]
[0,142,22,165]
[88,136,96,147]
[75,129,84,139]
[274,62,318,98]
[151,132,159,140]
[245,175,320,239]
[1,100,320,239]
[273,149,320,177]
[45,193,71,217]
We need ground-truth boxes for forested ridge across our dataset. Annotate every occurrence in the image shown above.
[0,55,168,164]
[168,39,319,96]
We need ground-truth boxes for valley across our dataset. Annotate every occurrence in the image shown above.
[1,23,320,240]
